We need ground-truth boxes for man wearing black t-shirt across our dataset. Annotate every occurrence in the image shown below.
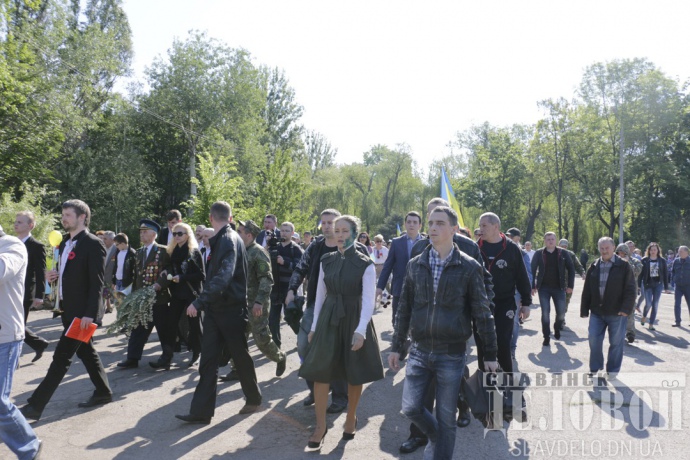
[478,213,532,374]
[531,232,575,346]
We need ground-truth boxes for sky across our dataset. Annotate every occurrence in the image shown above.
[119,1,690,171]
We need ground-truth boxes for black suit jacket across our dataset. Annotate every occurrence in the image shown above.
[111,247,137,287]
[58,230,106,325]
[157,227,173,246]
[24,235,46,303]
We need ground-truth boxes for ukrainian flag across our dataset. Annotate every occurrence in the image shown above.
[396,223,402,236]
[441,167,465,228]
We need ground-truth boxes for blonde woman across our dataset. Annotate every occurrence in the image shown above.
[163,223,205,367]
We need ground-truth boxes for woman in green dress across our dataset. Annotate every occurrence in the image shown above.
[299,215,384,449]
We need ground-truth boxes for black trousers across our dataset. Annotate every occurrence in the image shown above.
[126,303,170,361]
[23,299,48,352]
[474,297,515,374]
[269,289,287,348]
[28,317,111,412]
[189,309,261,418]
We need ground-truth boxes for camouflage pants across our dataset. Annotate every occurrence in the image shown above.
[565,291,572,312]
[246,304,285,364]
[626,311,636,340]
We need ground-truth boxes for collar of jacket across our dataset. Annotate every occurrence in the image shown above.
[418,243,463,269]
[61,229,88,248]
[209,224,230,248]
[592,254,623,268]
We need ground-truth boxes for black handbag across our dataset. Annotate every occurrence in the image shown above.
[462,368,506,429]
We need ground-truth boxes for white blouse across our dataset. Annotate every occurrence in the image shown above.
[311,262,377,338]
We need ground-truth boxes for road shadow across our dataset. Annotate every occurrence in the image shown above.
[528,342,582,372]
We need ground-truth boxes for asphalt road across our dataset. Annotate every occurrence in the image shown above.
[4,277,690,459]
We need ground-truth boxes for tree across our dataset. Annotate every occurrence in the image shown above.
[185,145,244,227]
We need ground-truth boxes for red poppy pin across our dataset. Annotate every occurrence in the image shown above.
[68,251,76,260]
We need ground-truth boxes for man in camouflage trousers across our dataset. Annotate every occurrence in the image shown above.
[231,220,287,378]
[615,244,642,344]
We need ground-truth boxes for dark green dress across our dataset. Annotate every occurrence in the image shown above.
[299,246,385,385]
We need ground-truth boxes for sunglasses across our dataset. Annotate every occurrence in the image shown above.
[172,231,187,237]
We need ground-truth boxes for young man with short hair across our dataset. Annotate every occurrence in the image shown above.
[390,206,498,460]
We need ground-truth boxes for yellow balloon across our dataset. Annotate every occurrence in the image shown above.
[48,230,63,247]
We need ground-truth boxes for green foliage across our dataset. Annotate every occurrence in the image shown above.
[0,184,59,244]
[185,148,244,227]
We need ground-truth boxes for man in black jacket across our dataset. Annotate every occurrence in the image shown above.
[116,219,172,370]
[581,237,636,381]
[390,206,498,460]
[531,232,575,346]
[400,197,496,453]
[13,211,49,362]
[477,213,531,375]
[268,221,303,349]
[157,209,182,246]
[286,208,370,413]
[176,201,261,424]
[111,233,136,290]
[21,200,112,421]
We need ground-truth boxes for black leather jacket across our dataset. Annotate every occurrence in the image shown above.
[531,247,575,291]
[411,233,495,310]
[393,244,497,360]
[193,225,248,314]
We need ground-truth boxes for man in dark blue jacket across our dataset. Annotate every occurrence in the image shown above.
[376,211,423,326]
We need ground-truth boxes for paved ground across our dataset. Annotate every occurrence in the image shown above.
[4,277,690,459]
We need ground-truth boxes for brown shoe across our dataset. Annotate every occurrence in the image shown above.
[238,404,260,415]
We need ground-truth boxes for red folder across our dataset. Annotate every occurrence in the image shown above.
[65,317,98,343]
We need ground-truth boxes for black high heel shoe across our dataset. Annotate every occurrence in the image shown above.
[342,417,357,440]
[307,427,328,449]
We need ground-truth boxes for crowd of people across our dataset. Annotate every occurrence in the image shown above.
[1,198,690,460]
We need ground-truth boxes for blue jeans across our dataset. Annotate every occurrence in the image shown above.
[674,285,690,325]
[0,341,40,460]
[538,287,566,338]
[588,314,627,374]
[401,345,466,460]
[643,283,663,326]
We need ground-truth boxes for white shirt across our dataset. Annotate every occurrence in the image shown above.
[116,248,128,280]
[21,233,31,243]
[58,238,77,300]
[526,250,535,263]
[373,246,389,265]
[311,262,376,338]
[166,230,173,246]
[0,235,28,343]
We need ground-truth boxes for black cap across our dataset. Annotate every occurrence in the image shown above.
[505,227,521,238]
[139,219,161,234]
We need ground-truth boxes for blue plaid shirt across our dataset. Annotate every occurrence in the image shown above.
[429,246,453,294]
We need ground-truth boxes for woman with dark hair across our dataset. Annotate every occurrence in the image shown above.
[358,232,373,254]
[640,242,671,331]
[164,222,205,367]
[300,215,384,450]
